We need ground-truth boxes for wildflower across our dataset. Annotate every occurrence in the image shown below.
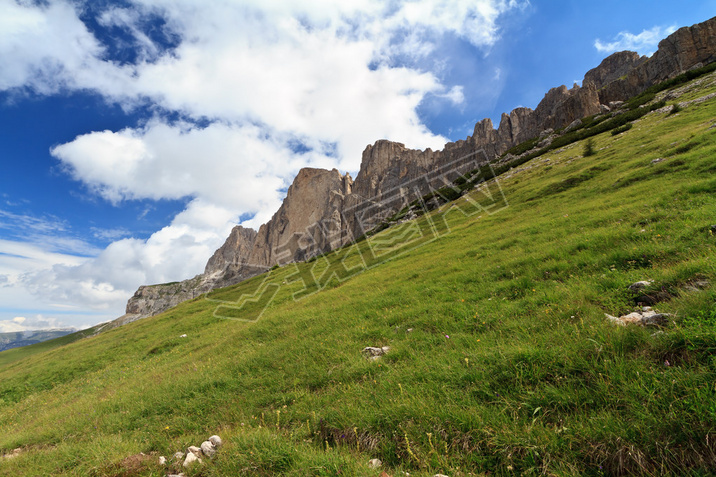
[665,360,671,367]
[445,334,450,339]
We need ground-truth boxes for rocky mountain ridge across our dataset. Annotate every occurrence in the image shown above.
[0,329,76,352]
[119,16,716,323]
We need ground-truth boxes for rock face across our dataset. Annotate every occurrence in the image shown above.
[583,51,647,90]
[248,168,353,267]
[122,16,716,321]
[597,16,716,104]
[124,168,353,320]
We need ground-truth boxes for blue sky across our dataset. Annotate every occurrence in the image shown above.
[1,0,714,332]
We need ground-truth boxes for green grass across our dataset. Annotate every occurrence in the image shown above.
[0,324,108,368]
[0,76,715,476]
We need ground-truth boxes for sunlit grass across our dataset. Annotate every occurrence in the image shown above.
[0,78,715,476]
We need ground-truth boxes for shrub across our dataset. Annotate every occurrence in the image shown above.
[611,123,633,136]
[583,138,596,157]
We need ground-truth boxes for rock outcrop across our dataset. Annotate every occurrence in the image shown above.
[122,16,716,321]
[597,17,716,104]
[248,168,353,266]
[583,51,647,90]
[124,168,353,320]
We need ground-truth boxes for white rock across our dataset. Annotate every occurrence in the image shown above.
[433,474,450,477]
[173,451,185,461]
[362,346,390,360]
[187,446,202,457]
[606,310,670,327]
[201,440,216,457]
[209,435,223,447]
[179,334,187,338]
[368,458,382,468]
[159,456,167,465]
[628,280,653,291]
[183,452,202,467]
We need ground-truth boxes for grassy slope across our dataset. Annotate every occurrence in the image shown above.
[0,76,715,476]
[0,325,108,368]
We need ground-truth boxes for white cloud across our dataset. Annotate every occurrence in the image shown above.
[0,315,75,333]
[0,0,105,94]
[594,25,678,55]
[0,0,526,326]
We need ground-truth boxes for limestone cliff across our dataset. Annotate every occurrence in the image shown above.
[248,168,353,267]
[122,16,716,322]
[597,17,716,104]
[124,168,353,320]
[583,51,647,90]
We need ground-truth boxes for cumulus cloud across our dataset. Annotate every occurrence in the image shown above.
[594,25,678,55]
[0,0,526,325]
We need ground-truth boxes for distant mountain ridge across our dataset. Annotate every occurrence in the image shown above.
[0,329,76,352]
[118,16,716,323]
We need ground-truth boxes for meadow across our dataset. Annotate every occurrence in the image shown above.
[0,72,715,476]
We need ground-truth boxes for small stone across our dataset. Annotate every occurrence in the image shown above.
[407,328,413,332]
[179,334,187,338]
[651,157,665,164]
[173,451,184,461]
[362,346,390,360]
[641,313,669,327]
[209,435,223,448]
[606,310,670,327]
[433,474,450,477]
[183,452,201,467]
[200,440,216,457]
[368,458,383,468]
[159,456,167,465]
[628,280,652,291]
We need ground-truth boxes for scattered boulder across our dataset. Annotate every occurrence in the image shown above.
[564,118,583,133]
[1,448,21,460]
[362,346,390,360]
[183,452,201,467]
[606,308,670,327]
[165,434,221,472]
[682,279,710,293]
[200,440,216,457]
[651,157,665,164]
[539,128,554,139]
[368,458,383,468]
[628,280,653,291]
[600,104,611,114]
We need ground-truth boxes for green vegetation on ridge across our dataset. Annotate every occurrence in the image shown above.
[0,74,715,476]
